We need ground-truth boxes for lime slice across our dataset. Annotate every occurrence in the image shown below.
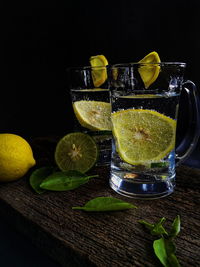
[89,55,108,87]
[73,100,112,131]
[138,51,161,88]
[55,132,98,173]
[111,109,176,165]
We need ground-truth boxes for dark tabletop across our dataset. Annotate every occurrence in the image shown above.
[0,136,199,267]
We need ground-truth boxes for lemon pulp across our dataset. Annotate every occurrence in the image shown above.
[55,132,98,173]
[138,51,161,88]
[111,109,176,165]
[89,55,108,87]
[73,100,112,131]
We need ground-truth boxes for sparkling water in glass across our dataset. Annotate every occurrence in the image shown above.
[68,66,112,166]
[108,62,199,199]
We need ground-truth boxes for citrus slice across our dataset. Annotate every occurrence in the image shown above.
[73,100,112,131]
[138,51,161,88]
[111,109,176,165]
[89,55,108,87]
[55,132,98,173]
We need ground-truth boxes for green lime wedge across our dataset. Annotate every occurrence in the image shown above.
[111,109,176,165]
[73,100,112,131]
[55,132,98,173]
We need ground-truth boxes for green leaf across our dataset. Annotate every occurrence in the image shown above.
[30,166,55,194]
[169,215,181,238]
[151,162,169,168]
[151,217,168,236]
[72,196,137,211]
[165,239,176,255]
[153,238,169,267]
[138,220,155,231]
[139,217,168,236]
[140,216,181,267]
[40,170,98,191]
[154,238,180,267]
[168,253,180,267]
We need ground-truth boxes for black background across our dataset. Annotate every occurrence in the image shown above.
[1,2,200,266]
[3,1,200,136]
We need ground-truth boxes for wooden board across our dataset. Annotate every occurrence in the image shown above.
[0,137,199,267]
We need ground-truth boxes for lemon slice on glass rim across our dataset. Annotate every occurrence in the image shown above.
[89,55,108,87]
[111,109,176,165]
[73,100,112,131]
[138,51,161,88]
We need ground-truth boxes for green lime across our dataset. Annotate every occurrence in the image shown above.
[73,100,112,131]
[55,132,98,173]
[111,109,176,165]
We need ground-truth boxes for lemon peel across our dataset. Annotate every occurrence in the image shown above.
[0,133,36,182]
[138,51,161,88]
[89,55,108,87]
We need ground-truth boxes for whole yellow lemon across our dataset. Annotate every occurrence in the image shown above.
[0,133,36,182]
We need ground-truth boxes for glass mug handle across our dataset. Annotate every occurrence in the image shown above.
[175,80,200,165]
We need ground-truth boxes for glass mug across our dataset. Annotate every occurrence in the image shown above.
[67,66,112,166]
[108,62,199,199]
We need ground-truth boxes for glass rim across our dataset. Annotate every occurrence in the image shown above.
[111,62,186,67]
[66,65,108,71]
[66,62,186,71]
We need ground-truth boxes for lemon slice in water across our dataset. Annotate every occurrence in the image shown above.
[111,109,176,165]
[73,100,112,131]
[89,55,108,87]
[139,51,161,88]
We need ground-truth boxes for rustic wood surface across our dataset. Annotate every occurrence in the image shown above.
[0,136,199,267]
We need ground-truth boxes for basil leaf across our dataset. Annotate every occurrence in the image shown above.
[140,216,181,267]
[169,215,180,238]
[30,166,55,194]
[165,239,176,255]
[139,217,168,236]
[154,238,180,267]
[167,253,180,267]
[72,197,137,211]
[40,170,98,191]
[138,220,155,231]
[151,217,168,236]
[153,238,169,267]
[151,162,169,168]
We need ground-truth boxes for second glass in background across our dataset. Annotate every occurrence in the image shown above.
[67,66,112,166]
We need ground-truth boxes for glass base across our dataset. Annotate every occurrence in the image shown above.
[110,172,175,199]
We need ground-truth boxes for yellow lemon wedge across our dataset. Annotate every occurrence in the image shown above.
[138,51,161,88]
[89,55,108,87]
[111,109,176,165]
[73,100,112,131]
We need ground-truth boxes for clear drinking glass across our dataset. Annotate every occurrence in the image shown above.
[108,62,200,199]
[67,66,112,166]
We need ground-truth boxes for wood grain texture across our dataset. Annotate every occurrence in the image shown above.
[0,137,199,267]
